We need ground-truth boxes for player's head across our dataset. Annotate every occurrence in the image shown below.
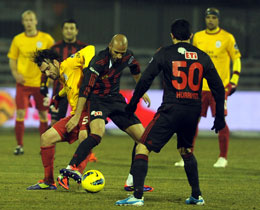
[21,10,38,32]
[33,49,61,80]
[62,18,79,43]
[170,19,192,42]
[109,34,128,62]
[205,8,220,30]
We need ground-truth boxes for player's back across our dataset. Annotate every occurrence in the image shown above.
[157,42,216,110]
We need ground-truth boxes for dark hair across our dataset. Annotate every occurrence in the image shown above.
[33,49,60,67]
[62,18,78,29]
[171,19,191,40]
[205,8,220,18]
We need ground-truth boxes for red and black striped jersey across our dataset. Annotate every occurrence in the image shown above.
[51,40,87,95]
[80,47,140,98]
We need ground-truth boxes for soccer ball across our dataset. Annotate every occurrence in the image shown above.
[81,170,105,193]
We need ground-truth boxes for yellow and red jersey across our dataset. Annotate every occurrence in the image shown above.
[7,31,54,87]
[58,45,95,114]
[193,28,241,90]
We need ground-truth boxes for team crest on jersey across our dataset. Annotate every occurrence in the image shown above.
[36,41,43,48]
[70,53,75,58]
[216,41,221,48]
[91,110,103,117]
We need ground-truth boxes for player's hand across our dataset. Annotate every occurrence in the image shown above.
[225,82,237,96]
[142,93,151,108]
[125,101,138,114]
[211,117,226,133]
[66,115,80,133]
[15,73,25,84]
[50,95,63,109]
[40,84,48,97]
[43,94,50,107]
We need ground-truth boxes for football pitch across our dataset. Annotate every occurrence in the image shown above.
[0,129,259,210]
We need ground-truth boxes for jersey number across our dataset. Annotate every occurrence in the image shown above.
[172,61,203,91]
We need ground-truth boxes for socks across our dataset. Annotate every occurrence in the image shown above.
[15,120,24,146]
[182,153,201,199]
[77,151,94,174]
[218,124,229,159]
[41,145,55,184]
[69,134,101,167]
[133,154,148,199]
[126,143,137,186]
[39,121,48,136]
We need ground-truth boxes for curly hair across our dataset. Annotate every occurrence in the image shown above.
[33,49,61,67]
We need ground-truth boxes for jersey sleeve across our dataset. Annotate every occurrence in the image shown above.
[127,51,141,75]
[227,34,241,61]
[7,36,19,60]
[81,45,95,68]
[131,50,163,104]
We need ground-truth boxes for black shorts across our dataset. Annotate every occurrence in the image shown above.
[49,97,69,121]
[141,104,200,153]
[87,94,141,131]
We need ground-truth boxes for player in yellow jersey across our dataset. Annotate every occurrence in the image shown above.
[7,10,55,155]
[27,46,96,190]
[174,8,241,168]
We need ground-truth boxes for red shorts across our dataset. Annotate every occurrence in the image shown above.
[15,83,48,111]
[52,110,89,144]
[201,91,227,117]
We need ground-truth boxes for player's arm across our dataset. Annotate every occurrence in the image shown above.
[226,57,241,96]
[9,58,25,84]
[204,58,226,133]
[126,54,161,113]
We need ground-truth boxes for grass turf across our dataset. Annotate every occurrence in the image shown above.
[0,129,259,210]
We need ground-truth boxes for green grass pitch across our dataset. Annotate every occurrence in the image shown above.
[0,129,259,210]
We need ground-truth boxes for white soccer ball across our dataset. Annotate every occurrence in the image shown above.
[81,170,105,193]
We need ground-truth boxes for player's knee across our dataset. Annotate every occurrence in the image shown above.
[40,129,55,147]
[178,147,192,156]
[78,130,88,142]
[90,119,105,137]
[16,109,26,120]
[136,143,149,156]
[38,110,48,121]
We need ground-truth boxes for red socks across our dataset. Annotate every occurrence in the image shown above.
[41,145,55,184]
[15,120,24,146]
[218,124,229,158]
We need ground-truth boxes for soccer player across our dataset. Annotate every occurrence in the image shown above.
[115,19,225,206]
[59,34,153,192]
[7,10,54,155]
[174,8,241,168]
[27,45,95,190]
[40,18,97,162]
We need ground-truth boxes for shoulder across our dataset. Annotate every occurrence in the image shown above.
[51,40,63,48]
[194,30,206,37]
[219,29,236,40]
[38,31,54,40]
[12,32,25,40]
[76,40,87,46]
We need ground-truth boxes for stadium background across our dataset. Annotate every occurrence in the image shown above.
[0,0,259,136]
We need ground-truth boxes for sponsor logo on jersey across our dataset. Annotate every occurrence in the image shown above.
[178,47,198,60]
[36,41,43,48]
[216,41,221,48]
[91,111,103,116]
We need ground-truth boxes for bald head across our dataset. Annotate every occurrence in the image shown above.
[109,34,128,62]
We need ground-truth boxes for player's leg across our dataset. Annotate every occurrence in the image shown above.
[124,123,154,192]
[27,127,62,190]
[176,110,204,205]
[60,118,104,183]
[210,93,229,167]
[116,110,172,206]
[33,87,49,136]
[14,84,29,155]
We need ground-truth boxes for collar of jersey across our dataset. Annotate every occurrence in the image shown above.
[206,27,221,35]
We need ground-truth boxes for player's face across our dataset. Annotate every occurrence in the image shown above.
[22,13,37,32]
[205,15,219,30]
[62,23,78,43]
[109,44,127,63]
[39,60,59,80]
